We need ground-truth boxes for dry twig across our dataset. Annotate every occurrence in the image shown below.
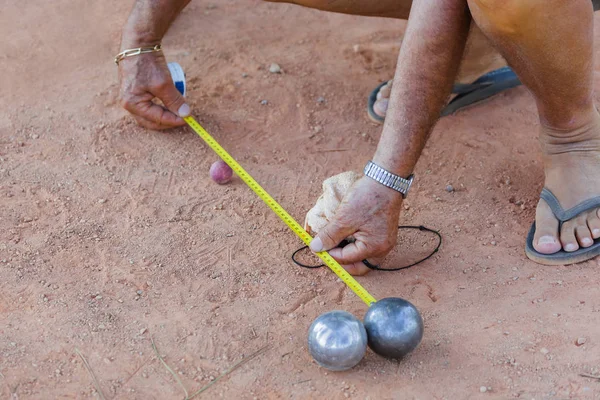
[75,348,107,400]
[580,373,600,381]
[186,345,269,400]
[151,337,189,399]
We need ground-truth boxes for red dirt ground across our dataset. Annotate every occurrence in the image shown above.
[2,1,600,399]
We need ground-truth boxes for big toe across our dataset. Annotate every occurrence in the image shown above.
[533,199,562,254]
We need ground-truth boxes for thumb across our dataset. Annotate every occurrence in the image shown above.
[309,219,355,253]
[159,83,190,118]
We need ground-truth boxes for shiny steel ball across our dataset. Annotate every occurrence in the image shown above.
[308,310,368,371]
[364,297,424,359]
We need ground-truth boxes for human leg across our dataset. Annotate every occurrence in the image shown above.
[468,0,600,261]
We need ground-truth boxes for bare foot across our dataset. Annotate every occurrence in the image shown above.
[372,57,509,120]
[532,113,600,256]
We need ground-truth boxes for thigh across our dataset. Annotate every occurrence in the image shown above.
[264,0,414,19]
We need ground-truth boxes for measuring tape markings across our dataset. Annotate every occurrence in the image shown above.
[184,116,377,306]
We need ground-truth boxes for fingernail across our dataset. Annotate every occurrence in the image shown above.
[565,243,578,252]
[309,237,323,252]
[178,103,190,117]
[538,236,557,245]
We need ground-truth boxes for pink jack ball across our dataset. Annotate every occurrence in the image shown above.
[210,160,233,184]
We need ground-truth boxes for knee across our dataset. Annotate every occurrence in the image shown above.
[263,0,320,5]
[263,0,332,9]
[468,0,546,35]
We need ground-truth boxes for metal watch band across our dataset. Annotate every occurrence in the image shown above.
[363,161,414,198]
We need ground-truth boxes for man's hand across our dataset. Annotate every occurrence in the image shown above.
[309,177,404,275]
[118,52,190,130]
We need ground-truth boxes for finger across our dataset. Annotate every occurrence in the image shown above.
[341,261,372,276]
[340,256,383,276]
[139,101,187,127]
[133,115,173,131]
[155,81,190,118]
[123,97,186,128]
[309,219,356,253]
[328,241,370,265]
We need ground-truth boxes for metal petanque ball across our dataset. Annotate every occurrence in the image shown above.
[364,297,424,359]
[308,310,368,371]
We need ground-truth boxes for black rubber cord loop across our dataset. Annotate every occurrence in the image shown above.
[291,225,442,272]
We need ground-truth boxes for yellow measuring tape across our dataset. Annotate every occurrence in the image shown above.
[184,116,377,306]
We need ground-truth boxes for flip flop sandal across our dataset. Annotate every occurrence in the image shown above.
[526,188,600,265]
[367,66,522,124]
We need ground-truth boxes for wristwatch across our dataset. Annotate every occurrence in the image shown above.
[363,160,414,198]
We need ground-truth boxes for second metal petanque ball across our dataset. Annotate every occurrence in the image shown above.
[308,310,368,371]
[363,297,424,359]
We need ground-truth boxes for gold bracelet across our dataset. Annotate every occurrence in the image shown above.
[114,44,162,65]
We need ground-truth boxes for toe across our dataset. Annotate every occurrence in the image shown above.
[378,83,392,100]
[588,209,600,239]
[575,224,594,248]
[560,221,580,252]
[373,98,389,118]
[573,212,594,247]
[533,199,562,254]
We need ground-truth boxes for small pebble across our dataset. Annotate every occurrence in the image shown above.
[242,73,248,78]
[480,386,487,393]
[317,96,326,104]
[540,347,550,355]
[136,290,143,295]
[98,199,106,204]
[260,100,268,105]
[576,337,587,346]
[269,63,281,74]
[446,185,454,193]
[491,241,497,246]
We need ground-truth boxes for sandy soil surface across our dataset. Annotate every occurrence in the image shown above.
[2,1,600,399]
